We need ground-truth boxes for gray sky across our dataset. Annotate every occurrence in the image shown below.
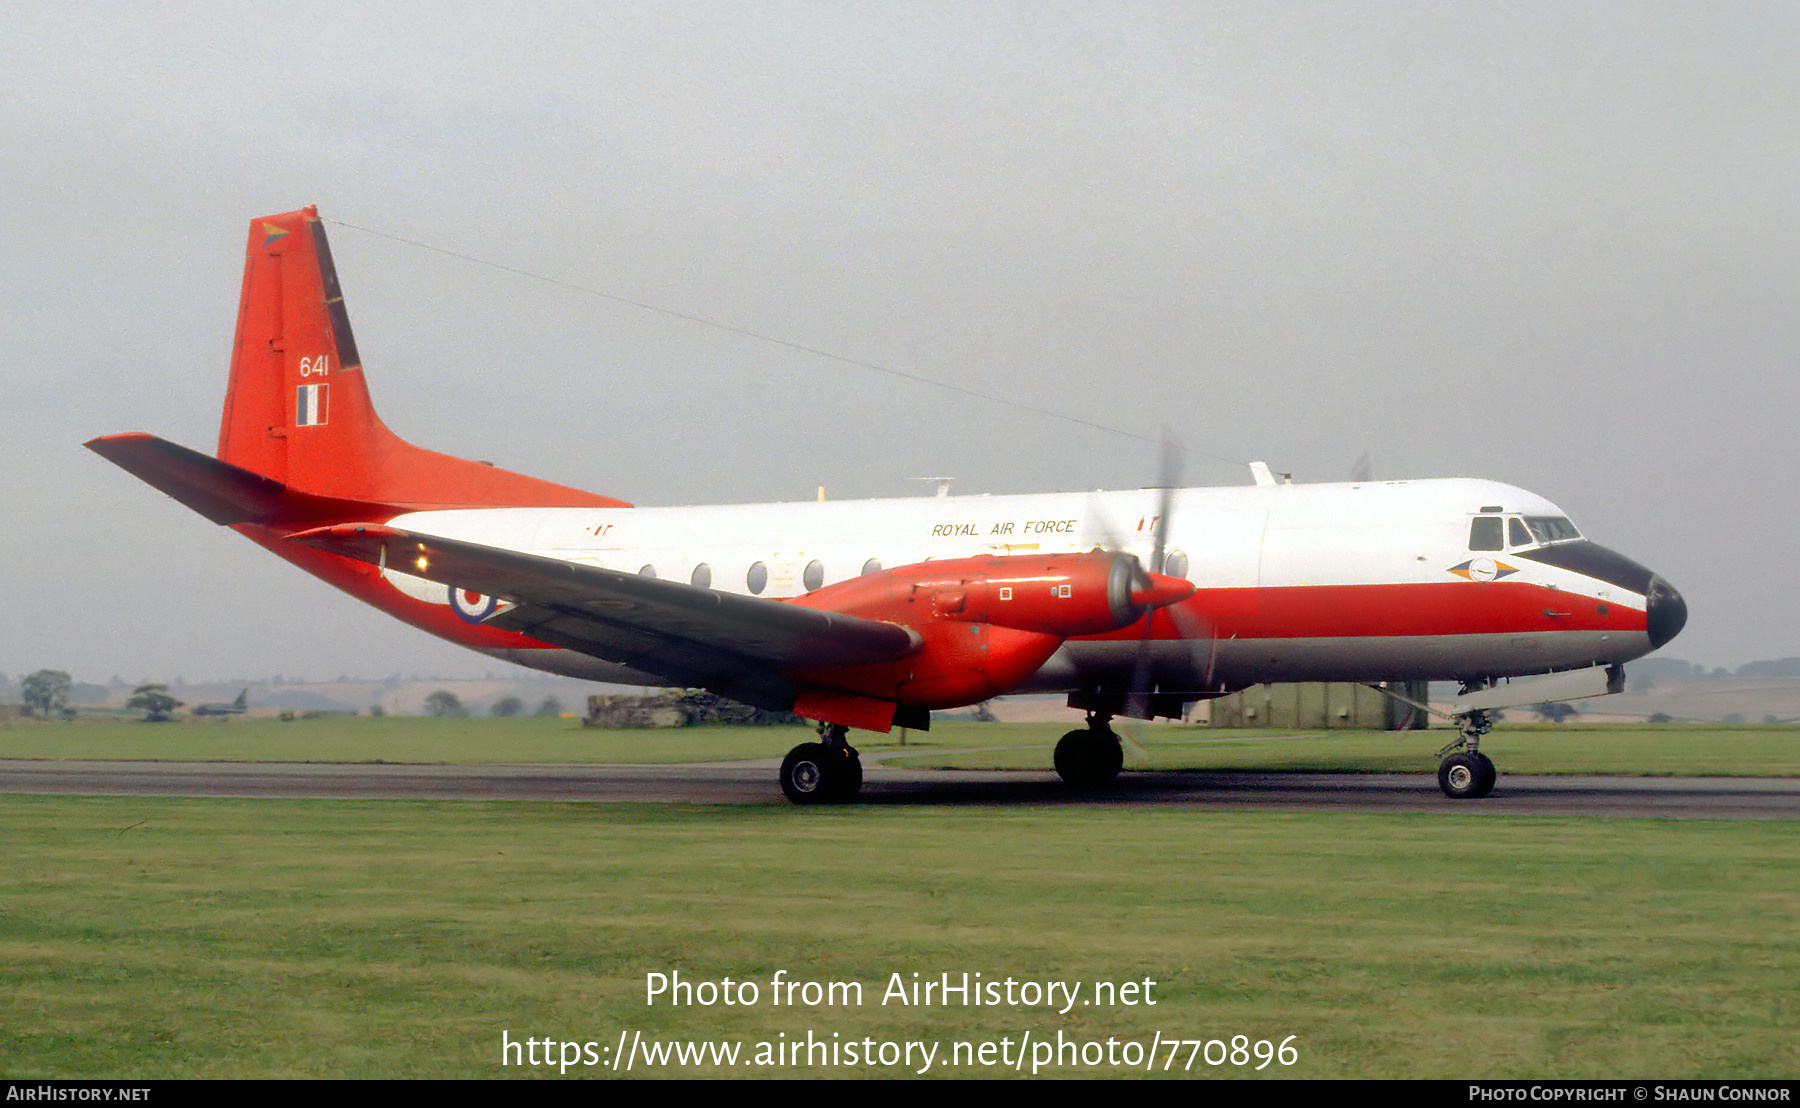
[4,2,1795,683]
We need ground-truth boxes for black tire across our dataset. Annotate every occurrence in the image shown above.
[1055,728,1123,790]
[1437,752,1495,799]
[1469,752,1497,798]
[780,742,863,804]
[1053,729,1088,785]
[781,743,832,804]
[837,751,863,801]
[1097,734,1124,782]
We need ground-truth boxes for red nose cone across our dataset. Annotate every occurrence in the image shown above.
[1130,573,1195,610]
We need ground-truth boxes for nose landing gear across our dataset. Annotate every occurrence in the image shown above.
[1437,705,1498,799]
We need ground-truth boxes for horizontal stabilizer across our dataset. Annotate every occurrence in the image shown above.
[86,433,375,526]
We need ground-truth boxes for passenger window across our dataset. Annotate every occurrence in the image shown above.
[1469,517,1503,551]
[1509,518,1530,547]
[861,558,883,576]
[1162,549,1190,580]
[747,561,768,595]
[690,563,712,588]
[803,560,824,592]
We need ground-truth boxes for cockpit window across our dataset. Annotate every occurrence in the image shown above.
[1509,518,1531,547]
[1469,516,1504,551]
[1525,516,1581,544]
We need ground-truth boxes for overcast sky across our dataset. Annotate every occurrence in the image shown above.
[4,2,1795,684]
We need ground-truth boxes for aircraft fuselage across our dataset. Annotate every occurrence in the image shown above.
[367,475,1683,695]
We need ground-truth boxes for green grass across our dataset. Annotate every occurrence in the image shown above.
[1,795,1795,1079]
[4,717,1797,778]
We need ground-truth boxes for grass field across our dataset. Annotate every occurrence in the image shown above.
[2,794,1795,1079]
[4,718,1794,1079]
[3,716,1796,778]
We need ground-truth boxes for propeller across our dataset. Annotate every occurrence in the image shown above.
[1079,426,1219,745]
[1123,428,1185,722]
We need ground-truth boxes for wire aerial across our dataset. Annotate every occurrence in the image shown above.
[325,217,1253,473]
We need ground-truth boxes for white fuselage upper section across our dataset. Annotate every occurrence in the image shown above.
[385,477,1570,601]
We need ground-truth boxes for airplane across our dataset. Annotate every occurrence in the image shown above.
[88,207,1687,804]
[192,689,249,718]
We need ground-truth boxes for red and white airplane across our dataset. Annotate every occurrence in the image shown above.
[89,207,1687,803]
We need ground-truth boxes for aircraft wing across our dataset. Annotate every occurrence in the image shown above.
[286,524,921,706]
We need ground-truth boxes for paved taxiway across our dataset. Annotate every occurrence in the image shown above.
[2,757,1795,818]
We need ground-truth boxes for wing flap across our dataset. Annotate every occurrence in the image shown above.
[286,524,921,674]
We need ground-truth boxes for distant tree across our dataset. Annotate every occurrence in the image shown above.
[1629,672,1657,695]
[970,701,999,722]
[1736,657,1800,678]
[369,704,387,718]
[126,683,183,722]
[534,696,564,718]
[1722,713,1745,726]
[1647,713,1673,724]
[21,670,72,719]
[424,690,468,718]
[490,696,524,718]
[1632,658,1700,681]
[1533,702,1580,724]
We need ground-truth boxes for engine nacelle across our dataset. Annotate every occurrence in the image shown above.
[784,551,1193,711]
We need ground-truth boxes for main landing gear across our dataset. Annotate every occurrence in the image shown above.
[1054,714,1125,790]
[780,723,863,804]
[1437,706,1498,800]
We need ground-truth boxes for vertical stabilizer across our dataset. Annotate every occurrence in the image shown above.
[215,207,625,511]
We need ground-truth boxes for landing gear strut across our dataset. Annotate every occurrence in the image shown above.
[1055,714,1124,790]
[780,723,863,804]
[1437,702,1498,800]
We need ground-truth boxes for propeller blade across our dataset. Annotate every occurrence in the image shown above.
[1149,427,1183,575]
[1113,720,1153,767]
[1165,602,1221,691]
[1126,427,1188,719]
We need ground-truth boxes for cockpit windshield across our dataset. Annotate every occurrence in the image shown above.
[1524,516,1581,544]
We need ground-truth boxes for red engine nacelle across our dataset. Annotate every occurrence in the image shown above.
[784,551,1193,716]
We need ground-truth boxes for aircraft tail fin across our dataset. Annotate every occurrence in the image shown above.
[212,206,626,512]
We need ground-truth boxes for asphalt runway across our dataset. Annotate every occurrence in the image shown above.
[2,756,1796,818]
